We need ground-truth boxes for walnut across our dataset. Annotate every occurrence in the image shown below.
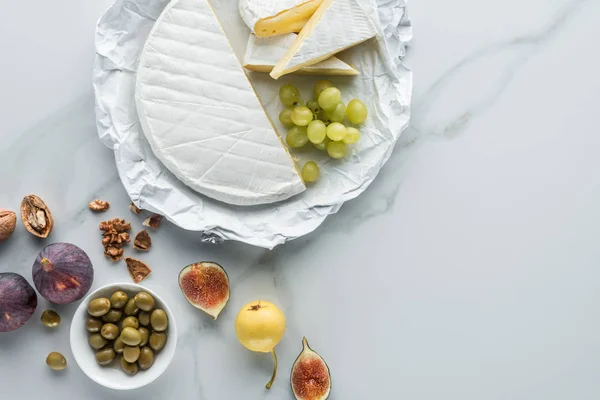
[89,200,110,212]
[133,229,152,251]
[125,257,152,283]
[129,202,142,215]
[143,214,163,229]
[99,218,131,261]
[0,209,17,241]
[20,195,53,238]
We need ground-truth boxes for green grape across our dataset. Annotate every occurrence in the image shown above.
[301,161,320,183]
[316,109,329,124]
[307,120,327,144]
[343,127,360,144]
[306,100,321,115]
[291,106,313,126]
[327,141,347,159]
[279,84,301,107]
[314,137,330,151]
[314,80,334,99]
[326,122,347,141]
[279,108,294,127]
[347,99,368,124]
[318,87,341,111]
[326,102,346,123]
[286,126,309,148]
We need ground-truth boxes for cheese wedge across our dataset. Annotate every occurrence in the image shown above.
[135,0,305,206]
[244,33,359,75]
[239,0,324,37]
[270,0,377,79]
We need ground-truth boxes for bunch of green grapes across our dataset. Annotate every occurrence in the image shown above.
[278,81,369,183]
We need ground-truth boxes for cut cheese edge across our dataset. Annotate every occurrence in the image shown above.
[270,0,377,79]
[243,33,358,75]
[239,0,324,37]
[135,0,305,206]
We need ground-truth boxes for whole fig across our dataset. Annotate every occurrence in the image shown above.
[32,243,94,304]
[0,273,38,332]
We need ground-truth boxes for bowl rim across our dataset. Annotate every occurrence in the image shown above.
[69,282,177,390]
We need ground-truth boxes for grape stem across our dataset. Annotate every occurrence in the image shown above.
[265,349,278,389]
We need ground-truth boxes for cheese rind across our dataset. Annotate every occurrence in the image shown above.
[243,33,358,75]
[239,0,323,37]
[270,0,377,79]
[136,0,305,206]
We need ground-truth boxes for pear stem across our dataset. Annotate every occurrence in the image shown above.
[265,349,278,389]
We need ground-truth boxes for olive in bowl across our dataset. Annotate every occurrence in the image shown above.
[70,283,177,390]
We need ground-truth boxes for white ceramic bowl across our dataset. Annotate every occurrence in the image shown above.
[70,282,177,390]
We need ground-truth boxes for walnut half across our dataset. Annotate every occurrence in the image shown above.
[20,195,53,238]
[100,218,131,262]
[89,200,110,212]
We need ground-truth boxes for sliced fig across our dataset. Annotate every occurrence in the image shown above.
[291,337,331,400]
[178,262,229,319]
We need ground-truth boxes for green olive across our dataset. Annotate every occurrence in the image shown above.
[113,337,126,353]
[138,311,151,326]
[95,348,116,366]
[150,309,168,332]
[41,310,61,328]
[120,356,138,375]
[123,346,140,363]
[88,298,111,317]
[124,298,139,316]
[120,327,142,346]
[110,290,128,309]
[46,352,67,371]
[100,323,120,340]
[134,292,155,312]
[89,333,109,350]
[149,332,167,352]
[86,317,103,333]
[138,327,150,347]
[121,316,139,330]
[102,309,123,323]
[138,347,154,370]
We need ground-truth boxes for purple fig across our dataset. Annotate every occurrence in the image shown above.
[0,273,38,332]
[32,243,94,304]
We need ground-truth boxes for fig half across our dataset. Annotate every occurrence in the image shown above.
[291,337,331,400]
[178,262,229,319]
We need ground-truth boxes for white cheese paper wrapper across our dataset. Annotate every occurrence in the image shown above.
[93,0,412,249]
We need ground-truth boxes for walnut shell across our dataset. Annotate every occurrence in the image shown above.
[143,214,162,229]
[20,195,53,238]
[0,209,17,241]
[133,229,152,251]
[125,257,152,283]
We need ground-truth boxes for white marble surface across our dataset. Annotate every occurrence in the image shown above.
[1,0,599,398]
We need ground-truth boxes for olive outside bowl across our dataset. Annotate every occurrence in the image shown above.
[70,282,177,390]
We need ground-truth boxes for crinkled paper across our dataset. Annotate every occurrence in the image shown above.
[93,0,412,249]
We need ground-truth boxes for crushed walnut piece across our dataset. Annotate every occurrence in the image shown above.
[125,257,152,283]
[89,200,110,212]
[133,229,152,251]
[129,202,142,215]
[143,214,162,229]
[99,218,131,261]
